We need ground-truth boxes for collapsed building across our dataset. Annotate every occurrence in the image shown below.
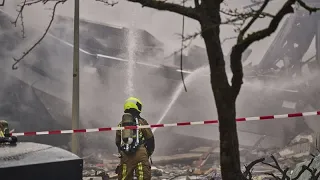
[0,11,204,153]
[0,1,320,165]
[162,1,320,150]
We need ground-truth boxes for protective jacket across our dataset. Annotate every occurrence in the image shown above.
[0,130,4,138]
[115,116,154,156]
[115,111,155,180]
[0,120,8,137]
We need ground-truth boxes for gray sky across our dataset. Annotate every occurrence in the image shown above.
[3,0,314,65]
[58,0,295,65]
[1,0,318,149]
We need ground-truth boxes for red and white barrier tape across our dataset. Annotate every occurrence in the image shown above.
[11,111,320,137]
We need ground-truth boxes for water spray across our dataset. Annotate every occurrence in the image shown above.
[125,29,138,97]
[152,66,210,133]
[151,65,312,133]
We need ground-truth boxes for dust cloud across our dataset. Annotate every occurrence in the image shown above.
[0,0,319,157]
[0,0,189,154]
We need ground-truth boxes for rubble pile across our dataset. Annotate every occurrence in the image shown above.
[151,164,201,179]
[81,145,277,179]
[83,160,118,179]
[269,132,320,169]
[82,148,222,179]
[82,132,320,179]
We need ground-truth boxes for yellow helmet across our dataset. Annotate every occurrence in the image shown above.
[0,120,8,129]
[124,97,142,112]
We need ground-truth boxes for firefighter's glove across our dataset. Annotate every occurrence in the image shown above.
[115,165,120,174]
[147,150,153,157]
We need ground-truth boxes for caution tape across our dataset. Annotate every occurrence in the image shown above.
[11,111,320,137]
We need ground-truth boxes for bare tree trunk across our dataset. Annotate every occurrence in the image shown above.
[200,2,244,178]
[202,27,244,180]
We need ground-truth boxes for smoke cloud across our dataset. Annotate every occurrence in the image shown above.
[0,0,318,157]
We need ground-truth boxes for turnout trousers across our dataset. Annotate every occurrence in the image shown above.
[118,146,151,180]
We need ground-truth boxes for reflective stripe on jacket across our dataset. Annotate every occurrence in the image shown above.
[0,130,4,138]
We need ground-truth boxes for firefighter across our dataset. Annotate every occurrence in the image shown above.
[0,120,17,144]
[0,120,9,137]
[115,97,155,180]
[0,122,4,137]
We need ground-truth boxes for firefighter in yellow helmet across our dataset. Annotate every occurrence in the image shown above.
[115,97,155,180]
[0,120,9,137]
[0,120,17,144]
[0,124,4,138]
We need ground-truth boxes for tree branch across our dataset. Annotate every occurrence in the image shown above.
[291,157,315,180]
[229,0,320,98]
[238,0,296,51]
[23,0,43,6]
[261,155,290,179]
[306,167,318,178]
[222,36,237,44]
[163,31,200,61]
[95,0,118,6]
[220,7,274,34]
[12,0,28,38]
[238,0,271,42]
[315,170,320,179]
[297,0,320,14]
[126,0,200,20]
[230,44,243,100]
[230,0,296,98]
[243,158,265,178]
[220,9,274,19]
[243,155,317,180]
[180,0,187,92]
[12,0,66,70]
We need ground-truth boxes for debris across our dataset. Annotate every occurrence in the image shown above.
[192,168,202,175]
[189,147,213,153]
[107,172,118,179]
[151,166,163,176]
[193,144,216,169]
[152,153,203,165]
[81,131,320,179]
[204,168,214,175]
